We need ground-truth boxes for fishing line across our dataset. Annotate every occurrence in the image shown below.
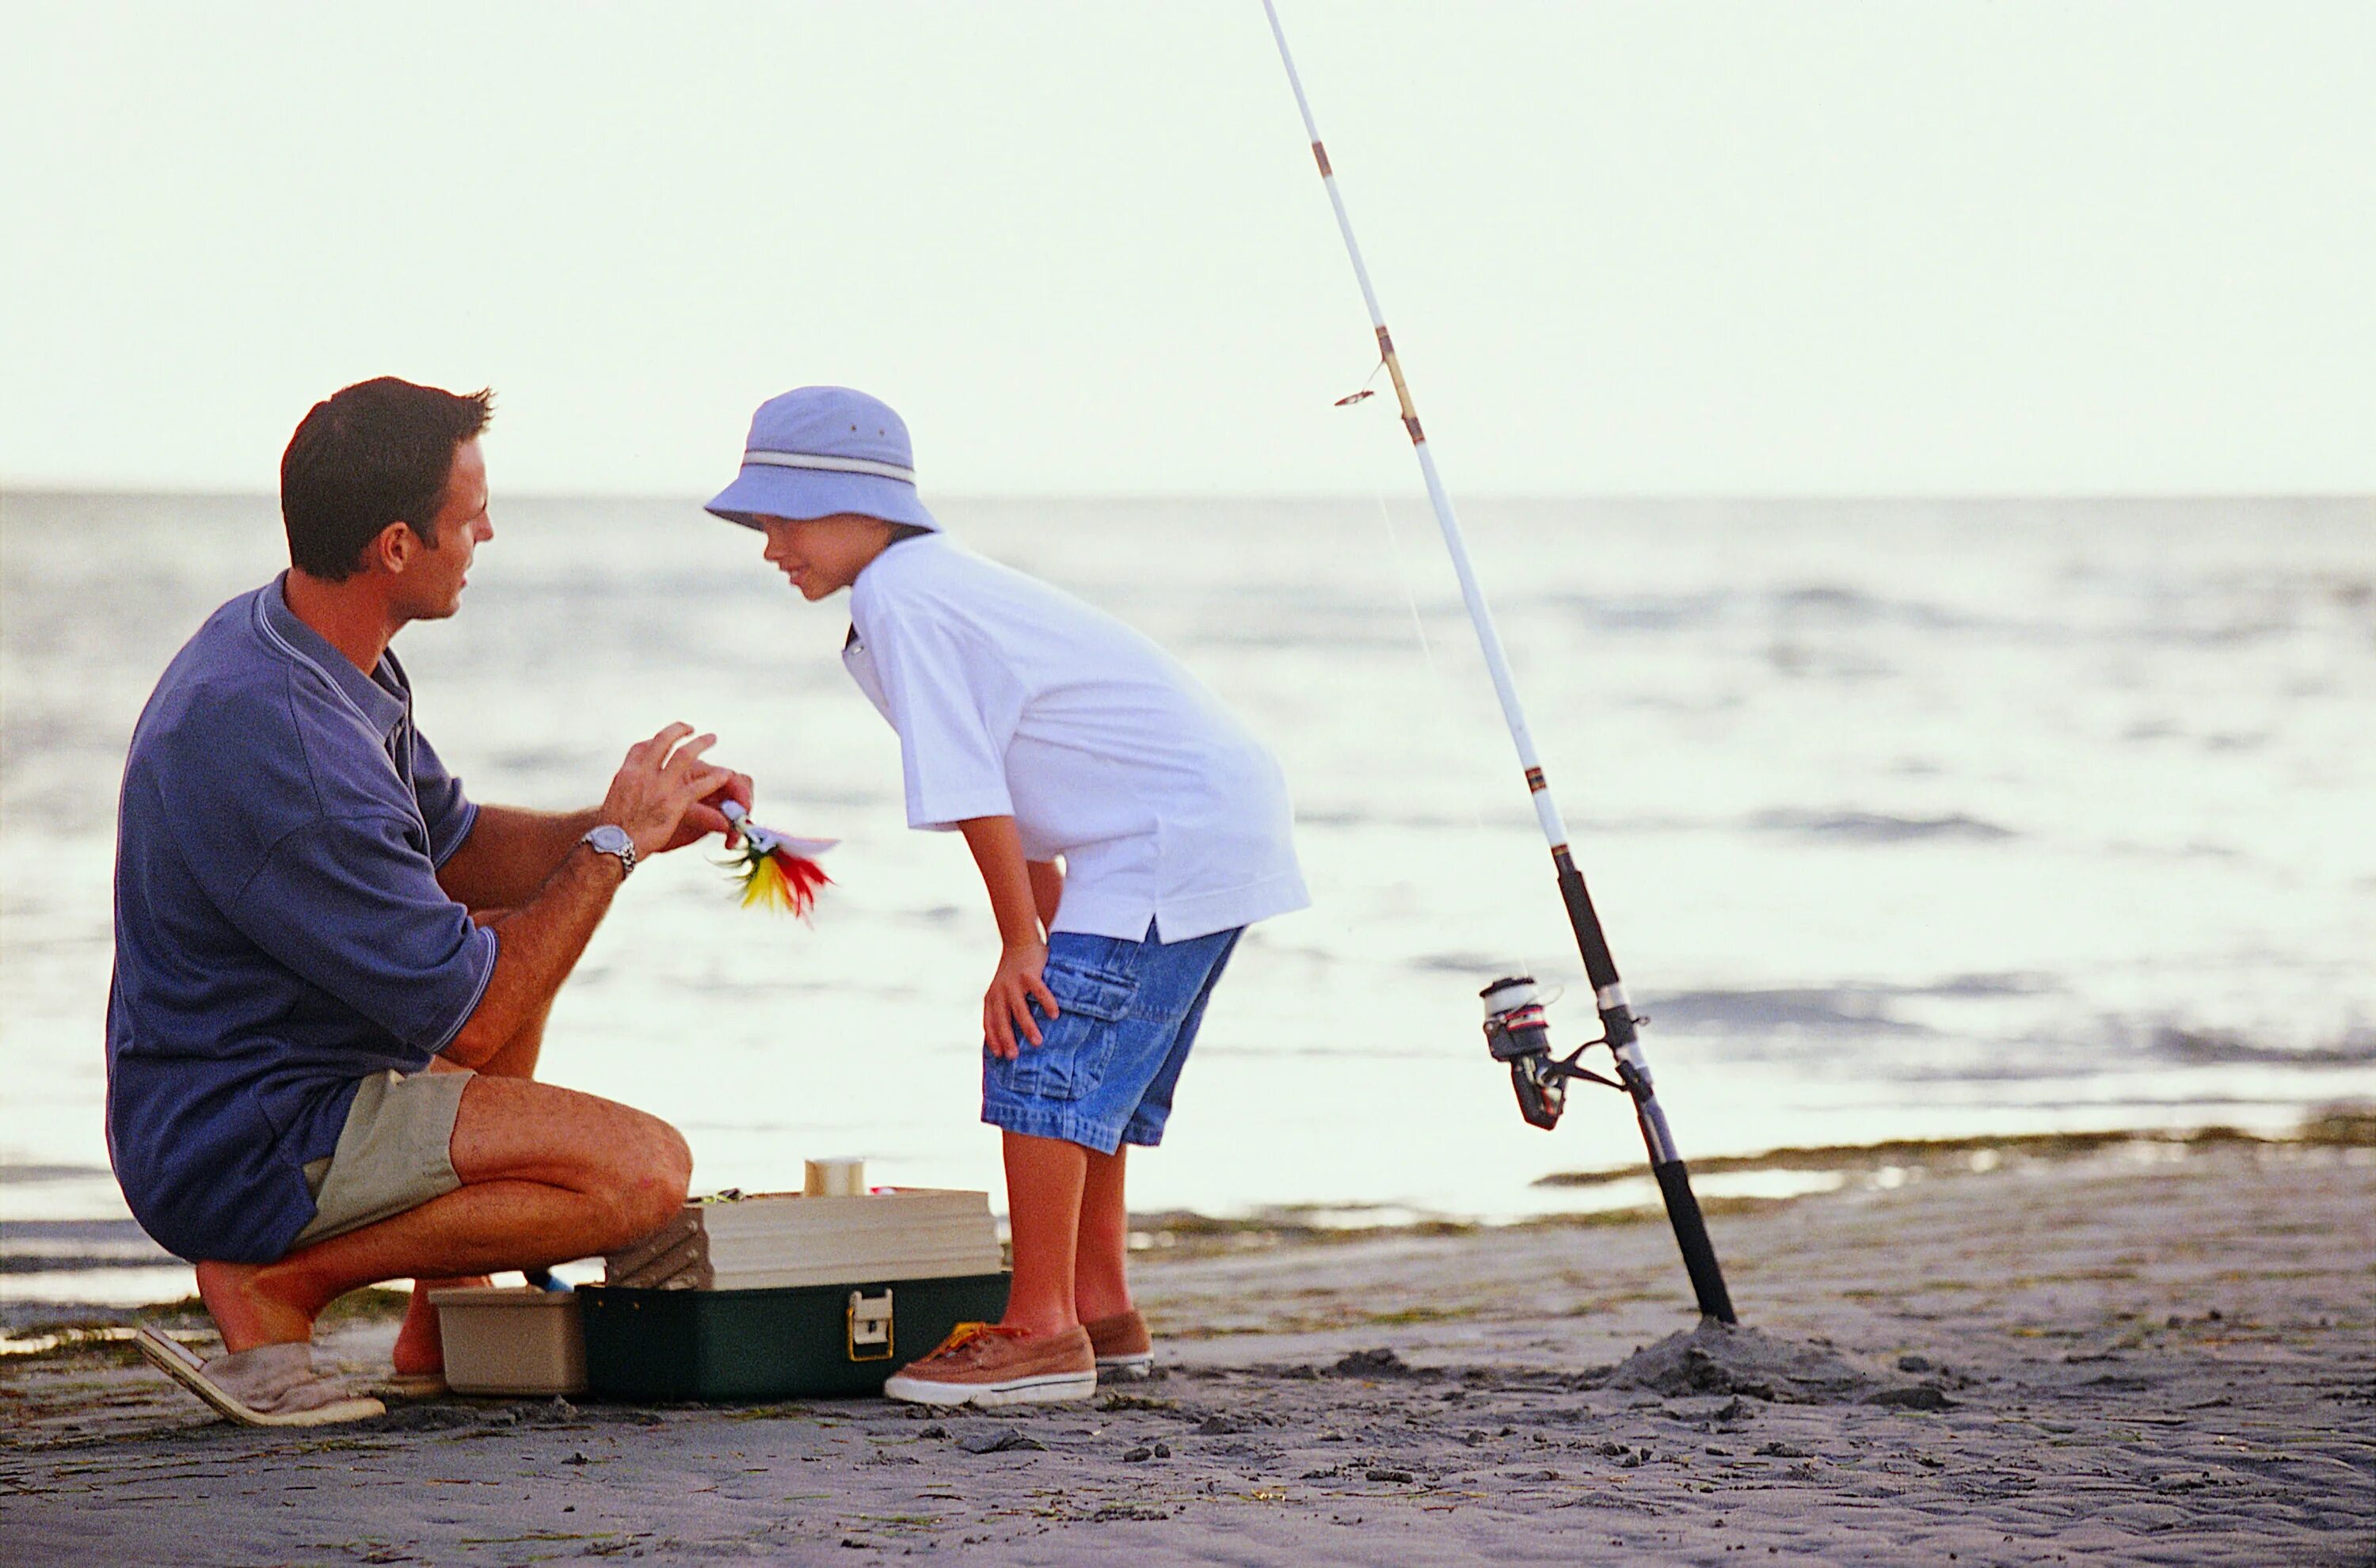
[1339,394,1493,843]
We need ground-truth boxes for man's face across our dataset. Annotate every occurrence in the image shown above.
[396,440,492,622]
[759,514,890,601]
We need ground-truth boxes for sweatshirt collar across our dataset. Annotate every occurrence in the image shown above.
[254,573,409,740]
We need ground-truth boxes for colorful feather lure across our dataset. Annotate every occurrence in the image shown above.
[718,800,836,919]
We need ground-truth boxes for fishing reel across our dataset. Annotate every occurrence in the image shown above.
[1479,975,1627,1130]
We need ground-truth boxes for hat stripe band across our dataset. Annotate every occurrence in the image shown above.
[743,450,915,484]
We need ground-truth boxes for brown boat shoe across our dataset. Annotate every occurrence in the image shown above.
[882,1322,1097,1407]
[1083,1308,1154,1380]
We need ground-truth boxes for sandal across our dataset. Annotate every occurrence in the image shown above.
[378,1371,450,1399]
[135,1327,386,1427]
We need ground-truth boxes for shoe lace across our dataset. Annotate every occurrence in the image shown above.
[923,1321,1023,1364]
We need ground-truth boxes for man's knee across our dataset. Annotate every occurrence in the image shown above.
[596,1112,692,1243]
[638,1115,695,1222]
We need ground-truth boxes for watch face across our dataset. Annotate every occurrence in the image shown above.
[588,825,631,854]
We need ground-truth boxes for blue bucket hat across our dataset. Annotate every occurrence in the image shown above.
[704,386,940,533]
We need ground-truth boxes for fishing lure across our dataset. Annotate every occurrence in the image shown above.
[718,800,836,918]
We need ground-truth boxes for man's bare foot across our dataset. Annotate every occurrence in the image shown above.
[192,1259,322,1354]
[392,1276,489,1376]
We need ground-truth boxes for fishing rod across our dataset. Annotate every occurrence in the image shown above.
[1258,1,1736,1323]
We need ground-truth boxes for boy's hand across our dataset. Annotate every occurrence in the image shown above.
[958,816,1058,1055]
[984,938,1060,1059]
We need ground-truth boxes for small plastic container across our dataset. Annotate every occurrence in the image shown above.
[428,1285,588,1396]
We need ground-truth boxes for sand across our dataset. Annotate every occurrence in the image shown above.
[3,1136,2370,1566]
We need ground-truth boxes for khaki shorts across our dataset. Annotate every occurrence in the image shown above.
[288,1068,472,1250]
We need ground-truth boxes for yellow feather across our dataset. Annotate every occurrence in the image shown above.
[739,853,791,911]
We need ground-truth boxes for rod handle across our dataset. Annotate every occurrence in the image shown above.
[1652,1159,1738,1323]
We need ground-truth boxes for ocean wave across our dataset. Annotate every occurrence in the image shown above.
[1412,951,1530,977]
[1536,591,1731,632]
[1916,972,2057,998]
[0,1164,112,1186]
[1639,988,1927,1036]
[1753,810,2016,843]
[1775,584,1894,621]
[2150,1027,2376,1067]
[1530,584,1983,635]
[1624,973,2055,1037]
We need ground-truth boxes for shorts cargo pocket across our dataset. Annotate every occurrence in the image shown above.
[998,960,1137,1102]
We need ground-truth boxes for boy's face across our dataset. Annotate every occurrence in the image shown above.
[757,514,894,600]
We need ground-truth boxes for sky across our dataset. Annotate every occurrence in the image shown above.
[2,2,2371,497]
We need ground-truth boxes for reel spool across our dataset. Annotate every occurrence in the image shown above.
[1479,974,1624,1131]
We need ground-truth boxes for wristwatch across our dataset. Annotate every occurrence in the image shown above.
[581,823,638,879]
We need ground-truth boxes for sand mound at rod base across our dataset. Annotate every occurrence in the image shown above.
[1605,1318,1933,1404]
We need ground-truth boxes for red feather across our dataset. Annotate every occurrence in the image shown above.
[768,848,832,918]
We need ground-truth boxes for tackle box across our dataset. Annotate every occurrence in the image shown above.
[576,1271,1011,1401]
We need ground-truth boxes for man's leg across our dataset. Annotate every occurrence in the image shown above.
[997,1129,1087,1338]
[1073,1144,1133,1325]
[398,997,557,1368]
[196,1075,691,1354]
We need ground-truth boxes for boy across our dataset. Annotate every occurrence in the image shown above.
[706,386,1306,1404]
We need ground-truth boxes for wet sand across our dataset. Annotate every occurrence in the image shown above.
[3,1136,2370,1565]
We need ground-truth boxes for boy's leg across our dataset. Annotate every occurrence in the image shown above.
[998,1130,1088,1337]
[1076,929,1241,1342]
[1073,1144,1133,1325]
[885,1128,1095,1405]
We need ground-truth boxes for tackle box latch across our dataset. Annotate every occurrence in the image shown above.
[846,1288,893,1361]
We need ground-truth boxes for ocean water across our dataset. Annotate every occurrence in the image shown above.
[3,493,2371,1308]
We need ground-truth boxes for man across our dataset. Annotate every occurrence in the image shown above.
[109,377,744,1425]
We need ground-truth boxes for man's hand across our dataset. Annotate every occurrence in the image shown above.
[661,771,756,854]
[597,724,738,859]
[983,937,1060,1060]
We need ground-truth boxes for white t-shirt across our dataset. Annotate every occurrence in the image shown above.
[843,535,1308,942]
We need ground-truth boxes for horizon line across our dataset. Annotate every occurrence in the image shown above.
[6,485,2372,507]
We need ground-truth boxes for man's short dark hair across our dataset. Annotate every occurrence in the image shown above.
[280,378,493,580]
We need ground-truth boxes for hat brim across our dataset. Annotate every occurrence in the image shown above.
[704,466,939,533]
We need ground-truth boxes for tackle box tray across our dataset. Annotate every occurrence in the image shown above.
[577,1272,1010,1401]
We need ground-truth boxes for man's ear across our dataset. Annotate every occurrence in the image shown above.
[367,520,418,576]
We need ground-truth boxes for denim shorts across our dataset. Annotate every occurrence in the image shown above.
[981,923,1243,1154]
